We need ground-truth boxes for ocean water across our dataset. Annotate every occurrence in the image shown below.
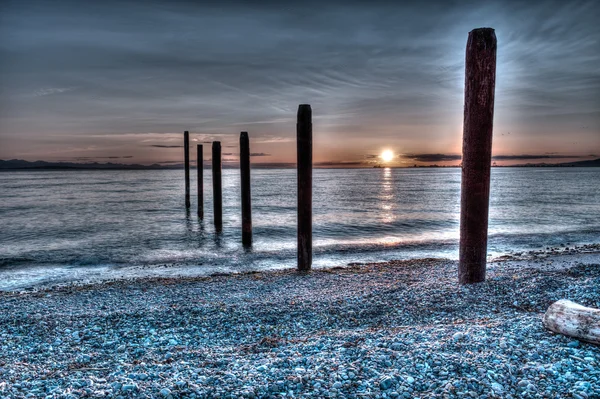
[0,168,599,290]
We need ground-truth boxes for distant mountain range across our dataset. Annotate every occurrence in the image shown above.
[0,159,287,170]
[0,159,179,170]
[517,158,600,167]
[0,158,598,170]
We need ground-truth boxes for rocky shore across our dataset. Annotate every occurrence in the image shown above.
[1,250,599,398]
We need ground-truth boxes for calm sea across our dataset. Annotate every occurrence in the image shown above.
[1,168,599,290]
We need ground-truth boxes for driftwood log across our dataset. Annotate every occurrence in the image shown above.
[543,299,600,344]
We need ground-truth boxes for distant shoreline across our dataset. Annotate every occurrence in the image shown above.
[1,161,599,171]
[1,158,600,171]
[1,166,597,171]
[3,243,599,293]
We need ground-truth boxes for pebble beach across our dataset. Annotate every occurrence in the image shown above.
[1,246,599,399]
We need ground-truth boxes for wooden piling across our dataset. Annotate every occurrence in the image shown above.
[239,131,252,246]
[297,104,312,271]
[184,131,190,208]
[212,141,223,230]
[459,28,497,284]
[197,144,203,219]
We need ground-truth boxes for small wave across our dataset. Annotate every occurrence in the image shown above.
[0,256,37,268]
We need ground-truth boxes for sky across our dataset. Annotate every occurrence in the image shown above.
[0,0,599,167]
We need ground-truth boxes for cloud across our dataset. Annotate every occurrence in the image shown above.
[491,154,582,160]
[251,162,295,168]
[403,153,462,162]
[250,152,271,157]
[0,0,598,163]
[253,136,294,144]
[71,155,134,160]
[314,161,365,166]
[32,87,74,97]
[404,153,585,162]
[150,145,183,148]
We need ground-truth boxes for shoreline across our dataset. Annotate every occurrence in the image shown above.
[1,251,599,398]
[2,243,599,294]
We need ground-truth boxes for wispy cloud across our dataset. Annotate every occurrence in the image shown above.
[1,0,598,163]
[251,162,295,168]
[250,152,271,157]
[71,155,134,160]
[150,145,183,148]
[492,154,583,160]
[32,87,74,97]
[253,136,294,144]
[403,153,462,162]
[404,153,587,162]
[314,161,365,167]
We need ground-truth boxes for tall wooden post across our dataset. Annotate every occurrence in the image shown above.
[459,28,497,284]
[212,141,222,230]
[184,131,190,208]
[239,131,252,246]
[197,144,203,219]
[297,104,312,271]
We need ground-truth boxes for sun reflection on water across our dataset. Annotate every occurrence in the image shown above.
[378,168,395,223]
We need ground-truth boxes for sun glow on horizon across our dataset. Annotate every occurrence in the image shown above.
[381,150,394,162]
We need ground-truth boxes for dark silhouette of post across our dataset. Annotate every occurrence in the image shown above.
[459,28,497,284]
[297,104,312,271]
[184,131,191,208]
[239,131,252,246]
[197,144,204,219]
[212,141,222,230]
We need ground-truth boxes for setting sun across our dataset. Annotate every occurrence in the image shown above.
[381,150,394,162]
